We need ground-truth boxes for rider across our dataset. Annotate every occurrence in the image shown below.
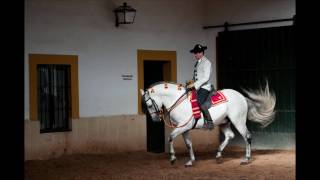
[187,44,214,130]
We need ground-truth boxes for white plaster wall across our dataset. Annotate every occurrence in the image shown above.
[25,0,295,118]
[25,0,208,119]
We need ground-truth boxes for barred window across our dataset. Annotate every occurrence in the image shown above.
[37,64,72,133]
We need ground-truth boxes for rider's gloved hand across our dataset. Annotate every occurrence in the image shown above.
[186,82,195,92]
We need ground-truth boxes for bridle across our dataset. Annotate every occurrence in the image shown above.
[143,89,194,128]
[143,90,164,118]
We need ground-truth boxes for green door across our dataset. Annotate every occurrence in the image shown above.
[217,25,295,149]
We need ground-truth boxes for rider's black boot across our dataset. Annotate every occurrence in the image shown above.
[201,105,214,130]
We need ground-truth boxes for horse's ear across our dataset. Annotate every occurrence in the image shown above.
[140,89,145,96]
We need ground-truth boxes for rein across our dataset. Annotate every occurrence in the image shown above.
[167,92,188,113]
[146,88,195,129]
[161,107,194,128]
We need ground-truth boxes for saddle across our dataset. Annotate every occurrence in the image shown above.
[189,87,228,119]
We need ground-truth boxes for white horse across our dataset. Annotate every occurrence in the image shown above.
[140,81,276,166]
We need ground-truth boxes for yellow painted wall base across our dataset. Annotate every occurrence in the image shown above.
[25,115,146,160]
[25,115,220,160]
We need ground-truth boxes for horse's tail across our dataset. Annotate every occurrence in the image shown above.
[242,81,276,128]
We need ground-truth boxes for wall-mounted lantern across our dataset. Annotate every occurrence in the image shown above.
[114,2,137,27]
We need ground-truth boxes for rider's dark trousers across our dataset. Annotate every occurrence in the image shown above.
[196,88,210,105]
[196,88,213,122]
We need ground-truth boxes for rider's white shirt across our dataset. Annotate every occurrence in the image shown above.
[193,56,212,91]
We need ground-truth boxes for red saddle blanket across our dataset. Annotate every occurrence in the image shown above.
[211,91,228,106]
[189,90,227,119]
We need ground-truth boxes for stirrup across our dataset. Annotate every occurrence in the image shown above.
[206,120,214,130]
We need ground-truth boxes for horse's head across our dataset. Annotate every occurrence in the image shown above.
[140,89,163,122]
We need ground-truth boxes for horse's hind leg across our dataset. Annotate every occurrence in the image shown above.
[232,118,252,165]
[240,129,252,165]
[216,122,235,163]
[182,131,195,167]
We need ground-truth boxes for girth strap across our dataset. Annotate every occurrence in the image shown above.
[192,118,199,129]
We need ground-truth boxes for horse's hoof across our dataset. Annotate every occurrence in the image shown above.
[170,158,176,165]
[240,158,251,165]
[184,161,193,167]
[216,157,223,164]
[240,161,249,165]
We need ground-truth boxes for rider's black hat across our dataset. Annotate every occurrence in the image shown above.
[190,44,207,53]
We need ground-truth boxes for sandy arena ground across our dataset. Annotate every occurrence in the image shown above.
[25,149,295,180]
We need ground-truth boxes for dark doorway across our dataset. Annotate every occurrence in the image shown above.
[144,60,167,153]
[216,25,295,148]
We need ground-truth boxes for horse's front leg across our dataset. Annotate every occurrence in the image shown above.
[182,131,195,167]
[169,137,176,165]
[168,128,187,165]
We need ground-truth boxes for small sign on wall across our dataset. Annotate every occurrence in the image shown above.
[122,74,133,80]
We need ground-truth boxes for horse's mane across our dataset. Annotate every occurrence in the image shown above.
[147,81,183,89]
